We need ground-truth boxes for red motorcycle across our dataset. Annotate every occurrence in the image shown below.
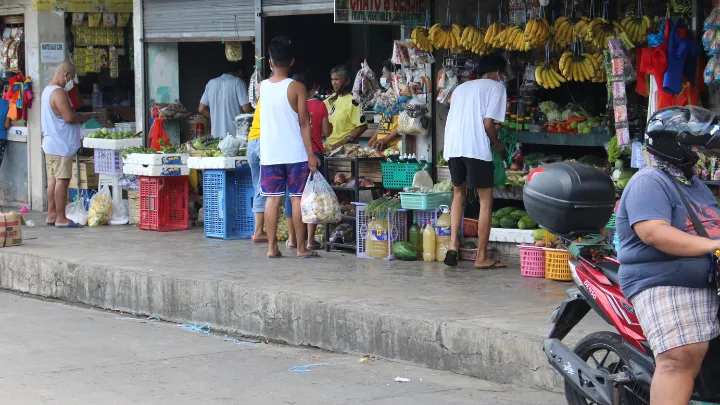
[524,162,720,405]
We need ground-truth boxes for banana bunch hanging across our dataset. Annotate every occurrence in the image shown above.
[524,18,551,48]
[429,23,463,50]
[620,15,654,44]
[484,22,506,48]
[411,26,434,52]
[461,25,492,55]
[535,63,568,89]
[553,16,591,47]
[591,52,607,82]
[587,18,625,49]
[559,50,601,82]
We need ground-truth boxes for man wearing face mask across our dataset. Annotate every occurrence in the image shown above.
[41,60,91,228]
[442,54,509,269]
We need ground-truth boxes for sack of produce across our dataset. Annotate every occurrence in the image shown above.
[301,172,342,224]
[65,197,88,226]
[88,185,113,227]
[397,111,427,136]
[225,42,242,62]
[219,133,243,157]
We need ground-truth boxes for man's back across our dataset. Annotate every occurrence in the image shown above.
[259,78,306,165]
[201,74,248,138]
[443,79,506,162]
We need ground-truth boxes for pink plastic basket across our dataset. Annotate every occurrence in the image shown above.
[519,245,545,278]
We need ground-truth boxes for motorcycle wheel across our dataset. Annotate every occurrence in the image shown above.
[564,331,650,405]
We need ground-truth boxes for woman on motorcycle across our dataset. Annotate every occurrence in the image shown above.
[617,106,720,405]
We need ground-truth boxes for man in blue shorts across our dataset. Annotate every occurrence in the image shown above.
[259,36,320,259]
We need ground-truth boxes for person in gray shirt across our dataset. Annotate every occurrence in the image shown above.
[198,62,252,138]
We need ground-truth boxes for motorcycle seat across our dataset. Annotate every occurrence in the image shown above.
[595,260,621,285]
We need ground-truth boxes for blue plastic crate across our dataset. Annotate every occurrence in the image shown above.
[203,169,254,239]
[68,188,97,211]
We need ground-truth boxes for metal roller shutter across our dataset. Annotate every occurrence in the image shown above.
[261,0,333,17]
[143,0,254,42]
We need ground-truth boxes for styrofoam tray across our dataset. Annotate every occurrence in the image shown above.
[489,228,536,244]
[82,138,142,150]
[122,163,189,176]
[124,153,189,166]
[187,156,249,170]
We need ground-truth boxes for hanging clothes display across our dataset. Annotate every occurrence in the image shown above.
[2,72,33,122]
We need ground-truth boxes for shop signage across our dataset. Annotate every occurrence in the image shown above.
[40,43,65,63]
[33,0,132,12]
[334,0,425,24]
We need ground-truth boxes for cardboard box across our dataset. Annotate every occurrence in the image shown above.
[0,212,23,247]
[69,160,99,189]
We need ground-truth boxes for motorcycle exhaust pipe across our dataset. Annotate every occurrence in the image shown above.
[544,338,615,405]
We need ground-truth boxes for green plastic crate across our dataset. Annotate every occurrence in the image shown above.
[399,192,453,210]
[381,162,423,189]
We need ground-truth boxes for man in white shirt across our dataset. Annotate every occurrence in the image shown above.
[442,54,509,269]
[198,63,252,138]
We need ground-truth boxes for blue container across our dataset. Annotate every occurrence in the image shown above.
[203,169,254,239]
[69,188,97,211]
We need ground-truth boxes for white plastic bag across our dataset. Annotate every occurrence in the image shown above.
[219,133,243,157]
[65,197,88,226]
[412,170,433,189]
[110,199,129,225]
[88,185,113,227]
[301,172,342,224]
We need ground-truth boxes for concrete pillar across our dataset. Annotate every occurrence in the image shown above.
[133,0,146,135]
[146,43,179,105]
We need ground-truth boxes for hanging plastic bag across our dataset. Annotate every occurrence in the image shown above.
[248,57,263,108]
[301,172,341,224]
[492,150,507,187]
[88,185,113,227]
[352,60,380,108]
[65,197,88,226]
[109,200,129,225]
[234,113,253,145]
[397,111,427,136]
[225,42,243,62]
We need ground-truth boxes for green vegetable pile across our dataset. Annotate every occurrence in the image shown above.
[392,241,417,261]
[433,179,453,192]
[491,206,538,230]
[87,127,142,139]
[365,198,401,218]
[505,171,526,188]
[122,147,157,159]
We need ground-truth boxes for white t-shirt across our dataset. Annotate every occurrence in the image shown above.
[200,74,249,138]
[443,79,507,162]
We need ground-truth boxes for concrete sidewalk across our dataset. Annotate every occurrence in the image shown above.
[0,214,607,392]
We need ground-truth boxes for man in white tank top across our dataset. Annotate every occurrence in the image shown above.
[259,36,319,259]
[41,61,90,228]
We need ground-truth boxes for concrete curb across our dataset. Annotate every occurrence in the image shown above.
[0,251,564,391]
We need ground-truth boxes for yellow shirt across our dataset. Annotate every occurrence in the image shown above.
[248,100,260,141]
[324,94,364,145]
[376,114,400,148]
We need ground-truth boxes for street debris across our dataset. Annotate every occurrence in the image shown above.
[177,323,211,335]
[394,377,412,383]
[288,363,331,373]
[358,355,375,363]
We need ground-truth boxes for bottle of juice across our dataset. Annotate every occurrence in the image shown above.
[367,217,389,259]
[409,220,421,254]
[422,220,436,262]
[417,220,425,257]
[435,205,452,262]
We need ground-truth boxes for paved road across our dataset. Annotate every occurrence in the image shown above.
[0,291,563,405]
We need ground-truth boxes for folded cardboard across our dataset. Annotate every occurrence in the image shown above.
[0,212,23,247]
[70,160,99,189]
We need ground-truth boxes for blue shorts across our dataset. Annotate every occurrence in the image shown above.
[260,162,310,197]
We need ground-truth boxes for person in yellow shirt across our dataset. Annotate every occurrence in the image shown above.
[247,100,294,244]
[368,113,400,150]
[324,65,367,149]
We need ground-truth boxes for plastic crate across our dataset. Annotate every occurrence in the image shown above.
[412,208,440,227]
[94,148,124,175]
[381,162,423,189]
[138,176,189,232]
[544,248,573,281]
[355,203,407,260]
[604,214,617,246]
[519,245,545,278]
[68,188,97,211]
[399,192,453,210]
[203,169,254,239]
[463,218,478,237]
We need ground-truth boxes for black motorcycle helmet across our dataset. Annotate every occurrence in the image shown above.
[645,106,720,177]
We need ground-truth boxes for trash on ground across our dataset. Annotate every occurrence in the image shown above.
[359,355,375,363]
[116,315,161,322]
[394,377,412,383]
[177,322,211,335]
[288,363,331,373]
[221,337,257,346]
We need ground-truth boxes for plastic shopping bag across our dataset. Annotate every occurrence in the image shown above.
[109,199,129,225]
[88,185,113,227]
[301,172,342,224]
[492,150,507,186]
[65,197,88,226]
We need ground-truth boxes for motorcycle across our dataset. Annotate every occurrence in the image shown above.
[523,162,720,405]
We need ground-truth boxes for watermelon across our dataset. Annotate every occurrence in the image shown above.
[518,216,537,229]
[491,217,501,227]
[499,216,518,229]
[510,210,528,220]
[495,207,517,216]
[392,242,417,261]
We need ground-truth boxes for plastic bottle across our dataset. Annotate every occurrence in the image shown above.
[422,220,437,262]
[367,217,389,259]
[417,220,425,257]
[409,221,421,254]
[435,205,452,262]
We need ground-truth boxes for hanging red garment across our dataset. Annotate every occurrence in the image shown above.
[21,77,33,122]
[636,18,671,96]
[656,79,700,109]
[148,106,171,151]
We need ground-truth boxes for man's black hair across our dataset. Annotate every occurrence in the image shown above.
[268,36,293,68]
[226,61,243,74]
[477,54,507,77]
[382,60,394,73]
[292,70,314,92]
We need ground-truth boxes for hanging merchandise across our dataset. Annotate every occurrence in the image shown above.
[429,2,462,51]
[535,44,567,89]
[117,13,131,27]
[485,4,507,48]
[0,26,24,72]
[619,1,654,46]
[460,4,492,56]
[3,73,33,122]
[108,47,119,78]
[248,57,263,109]
[559,43,602,82]
[553,6,590,48]
[586,1,626,50]
[436,63,458,106]
[225,42,243,62]
[411,12,434,52]
[351,60,380,109]
[391,41,410,65]
[609,39,633,145]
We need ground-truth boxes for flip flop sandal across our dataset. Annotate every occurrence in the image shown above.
[46,222,55,226]
[298,251,320,259]
[307,241,322,250]
[286,240,297,249]
[443,250,459,267]
[267,250,283,259]
[252,235,268,243]
[475,260,507,270]
[55,220,83,229]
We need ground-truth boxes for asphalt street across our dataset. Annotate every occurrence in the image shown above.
[0,290,563,405]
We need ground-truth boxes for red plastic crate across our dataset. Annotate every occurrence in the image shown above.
[138,176,189,232]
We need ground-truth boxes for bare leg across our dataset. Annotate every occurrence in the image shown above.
[475,188,503,268]
[53,179,71,226]
[285,193,296,247]
[651,343,708,405]
[253,213,266,239]
[307,223,320,249]
[264,196,282,256]
[46,176,57,224]
[291,196,311,256]
[449,184,466,251]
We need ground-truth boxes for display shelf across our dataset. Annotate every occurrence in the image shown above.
[331,185,383,191]
[515,131,612,147]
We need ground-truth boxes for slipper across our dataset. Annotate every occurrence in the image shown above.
[286,240,297,249]
[307,241,322,250]
[46,222,55,226]
[252,235,268,243]
[475,260,507,270]
[298,251,320,259]
[267,250,283,259]
[55,220,83,229]
[443,250,458,267]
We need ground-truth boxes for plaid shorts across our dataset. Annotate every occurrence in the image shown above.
[632,286,720,357]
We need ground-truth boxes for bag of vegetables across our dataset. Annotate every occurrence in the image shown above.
[301,172,342,224]
[88,185,113,227]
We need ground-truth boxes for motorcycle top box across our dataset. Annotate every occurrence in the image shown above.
[523,162,615,235]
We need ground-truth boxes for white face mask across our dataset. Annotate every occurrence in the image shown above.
[380,77,388,87]
[64,75,75,92]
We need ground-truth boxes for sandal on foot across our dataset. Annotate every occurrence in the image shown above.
[475,260,507,270]
[443,250,459,267]
[267,250,283,259]
[298,251,320,259]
